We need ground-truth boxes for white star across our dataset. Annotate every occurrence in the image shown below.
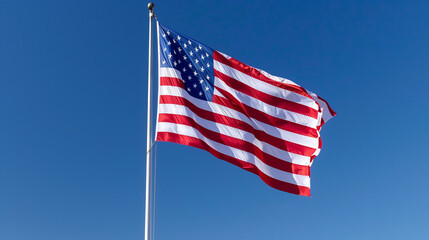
[206,75,210,80]
[187,87,191,92]
[206,63,210,67]
[184,43,187,48]
[167,30,170,35]
[200,66,205,71]
[162,33,166,38]
[193,71,197,76]
[182,67,186,72]
[199,45,202,50]
[167,41,171,46]
[183,55,187,60]
[206,53,209,57]
[162,60,166,64]
[193,83,197,88]
[173,50,177,54]
[172,39,176,44]
[163,48,167,52]
[173,61,177,66]
[195,59,199,63]
[199,91,203,96]
[168,53,172,59]
[189,51,193,56]
[178,59,181,64]
[195,47,198,52]
[188,76,192,80]
[178,47,182,52]
[199,79,204,84]
[188,63,193,68]
[205,86,209,91]
[177,35,181,40]
[188,40,192,45]
[201,55,205,60]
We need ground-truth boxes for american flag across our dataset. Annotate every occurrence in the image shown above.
[155,23,336,196]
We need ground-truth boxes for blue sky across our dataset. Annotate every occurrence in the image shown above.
[1,0,429,239]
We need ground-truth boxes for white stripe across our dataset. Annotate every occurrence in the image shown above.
[157,122,311,187]
[214,76,319,128]
[160,84,319,148]
[160,67,183,79]
[214,60,318,110]
[159,103,313,166]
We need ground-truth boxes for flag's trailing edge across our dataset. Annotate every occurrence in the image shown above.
[155,22,336,196]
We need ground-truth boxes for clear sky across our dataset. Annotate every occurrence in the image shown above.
[1,0,429,239]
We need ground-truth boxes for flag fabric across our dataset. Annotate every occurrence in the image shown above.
[155,22,336,196]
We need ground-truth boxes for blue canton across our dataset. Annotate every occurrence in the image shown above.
[159,24,215,101]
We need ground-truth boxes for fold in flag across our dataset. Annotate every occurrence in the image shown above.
[155,22,336,196]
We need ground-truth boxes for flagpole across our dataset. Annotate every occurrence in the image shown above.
[145,2,155,240]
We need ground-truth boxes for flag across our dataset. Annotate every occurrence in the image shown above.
[155,22,336,196]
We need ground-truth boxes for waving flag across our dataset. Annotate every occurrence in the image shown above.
[155,23,336,196]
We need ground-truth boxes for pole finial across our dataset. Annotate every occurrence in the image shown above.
[148,2,155,12]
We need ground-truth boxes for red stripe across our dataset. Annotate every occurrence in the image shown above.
[156,132,311,196]
[213,51,314,100]
[158,113,311,176]
[160,76,185,88]
[160,95,316,157]
[160,76,319,138]
[214,70,319,119]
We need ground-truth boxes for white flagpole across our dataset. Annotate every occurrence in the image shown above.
[145,2,155,240]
